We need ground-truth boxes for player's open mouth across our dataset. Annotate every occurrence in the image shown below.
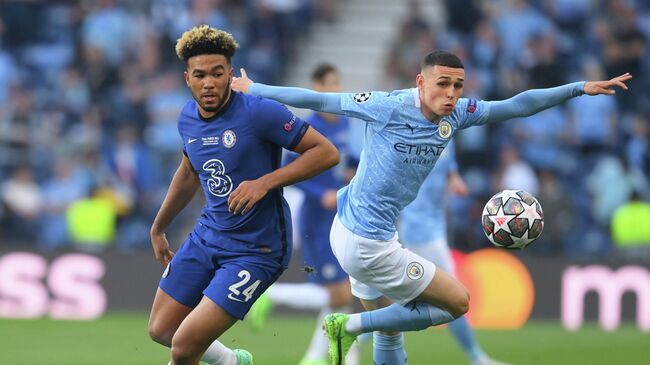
[203,95,218,102]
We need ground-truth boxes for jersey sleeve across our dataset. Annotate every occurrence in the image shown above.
[340,91,395,125]
[251,98,310,150]
[454,98,491,129]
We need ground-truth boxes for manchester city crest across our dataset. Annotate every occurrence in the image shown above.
[438,120,453,139]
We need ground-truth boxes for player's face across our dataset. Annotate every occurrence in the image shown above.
[185,54,233,118]
[416,65,465,120]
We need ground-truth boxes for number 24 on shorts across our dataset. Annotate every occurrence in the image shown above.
[228,270,261,302]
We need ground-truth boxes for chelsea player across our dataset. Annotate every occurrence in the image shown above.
[147,25,339,365]
[233,50,631,365]
[248,64,361,365]
[399,140,509,365]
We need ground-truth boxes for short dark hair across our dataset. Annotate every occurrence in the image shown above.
[421,50,464,70]
[311,63,338,82]
[175,25,238,63]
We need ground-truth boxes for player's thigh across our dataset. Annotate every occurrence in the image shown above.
[171,295,238,358]
[204,254,285,320]
[149,288,193,346]
[150,239,214,344]
[416,268,469,318]
[359,295,393,311]
[408,238,455,274]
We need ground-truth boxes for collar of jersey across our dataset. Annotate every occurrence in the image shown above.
[198,90,237,122]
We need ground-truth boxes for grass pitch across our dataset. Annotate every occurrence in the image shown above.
[1,313,647,364]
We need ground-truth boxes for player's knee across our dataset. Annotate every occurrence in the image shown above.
[170,337,200,364]
[148,321,173,347]
[449,287,470,318]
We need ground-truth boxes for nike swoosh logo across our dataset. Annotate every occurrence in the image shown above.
[188,138,198,144]
[227,293,244,302]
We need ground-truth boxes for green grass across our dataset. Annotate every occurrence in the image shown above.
[1,313,648,365]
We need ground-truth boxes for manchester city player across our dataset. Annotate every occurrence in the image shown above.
[247,64,361,365]
[399,140,509,365]
[147,26,339,365]
[232,50,631,365]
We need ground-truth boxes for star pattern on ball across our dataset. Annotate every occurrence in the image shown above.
[487,205,516,234]
[519,199,542,228]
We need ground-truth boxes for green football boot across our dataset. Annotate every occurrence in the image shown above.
[323,313,358,365]
[234,349,254,365]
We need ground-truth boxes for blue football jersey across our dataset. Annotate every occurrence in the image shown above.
[399,140,458,245]
[177,92,309,261]
[337,89,489,240]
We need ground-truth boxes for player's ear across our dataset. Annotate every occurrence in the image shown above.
[184,70,190,87]
[416,73,425,89]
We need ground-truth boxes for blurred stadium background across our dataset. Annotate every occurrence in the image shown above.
[0,0,649,364]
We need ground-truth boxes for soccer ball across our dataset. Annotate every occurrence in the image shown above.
[481,190,544,249]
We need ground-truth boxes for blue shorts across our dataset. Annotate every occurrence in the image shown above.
[159,236,287,320]
[300,225,347,285]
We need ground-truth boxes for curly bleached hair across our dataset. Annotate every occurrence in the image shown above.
[175,25,239,63]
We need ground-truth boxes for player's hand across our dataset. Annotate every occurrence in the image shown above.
[151,232,174,266]
[321,189,338,210]
[448,172,469,196]
[584,73,632,95]
[231,68,254,93]
[228,179,270,215]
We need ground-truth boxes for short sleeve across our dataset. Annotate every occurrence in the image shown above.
[340,91,395,125]
[251,98,310,150]
[454,98,491,129]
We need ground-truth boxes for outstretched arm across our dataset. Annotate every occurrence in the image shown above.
[232,68,344,114]
[486,73,631,124]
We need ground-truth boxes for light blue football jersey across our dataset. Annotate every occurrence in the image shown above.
[249,81,586,241]
[337,89,489,240]
[398,140,457,245]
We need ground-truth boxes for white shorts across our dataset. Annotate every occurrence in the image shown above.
[329,215,436,305]
[407,238,455,275]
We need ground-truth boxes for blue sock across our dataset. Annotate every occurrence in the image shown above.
[448,316,485,362]
[360,301,454,333]
[373,333,407,365]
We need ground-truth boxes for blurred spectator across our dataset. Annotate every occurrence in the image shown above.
[536,169,574,254]
[611,190,650,259]
[497,144,539,196]
[585,156,635,227]
[39,158,90,248]
[0,166,42,242]
[491,0,554,67]
[567,60,618,163]
[66,191,117,250]
[625,112,649,183]
[595,0,646,112]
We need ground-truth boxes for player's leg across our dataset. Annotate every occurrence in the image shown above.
[148,238,213,347]
[329,215,467,329]
[410,242,511,365]
[149,289,193,347]
[175,250,285,365]
[170,296,240,365]
[360,296,407,365]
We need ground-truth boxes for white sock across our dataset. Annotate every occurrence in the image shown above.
[345,313,363,335]
[303,306,353,361]
[303,307,332,361]
[201,339,236,365]
[267,283,329,310]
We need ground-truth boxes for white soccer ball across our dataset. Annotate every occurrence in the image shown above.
[481,190,544,249]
